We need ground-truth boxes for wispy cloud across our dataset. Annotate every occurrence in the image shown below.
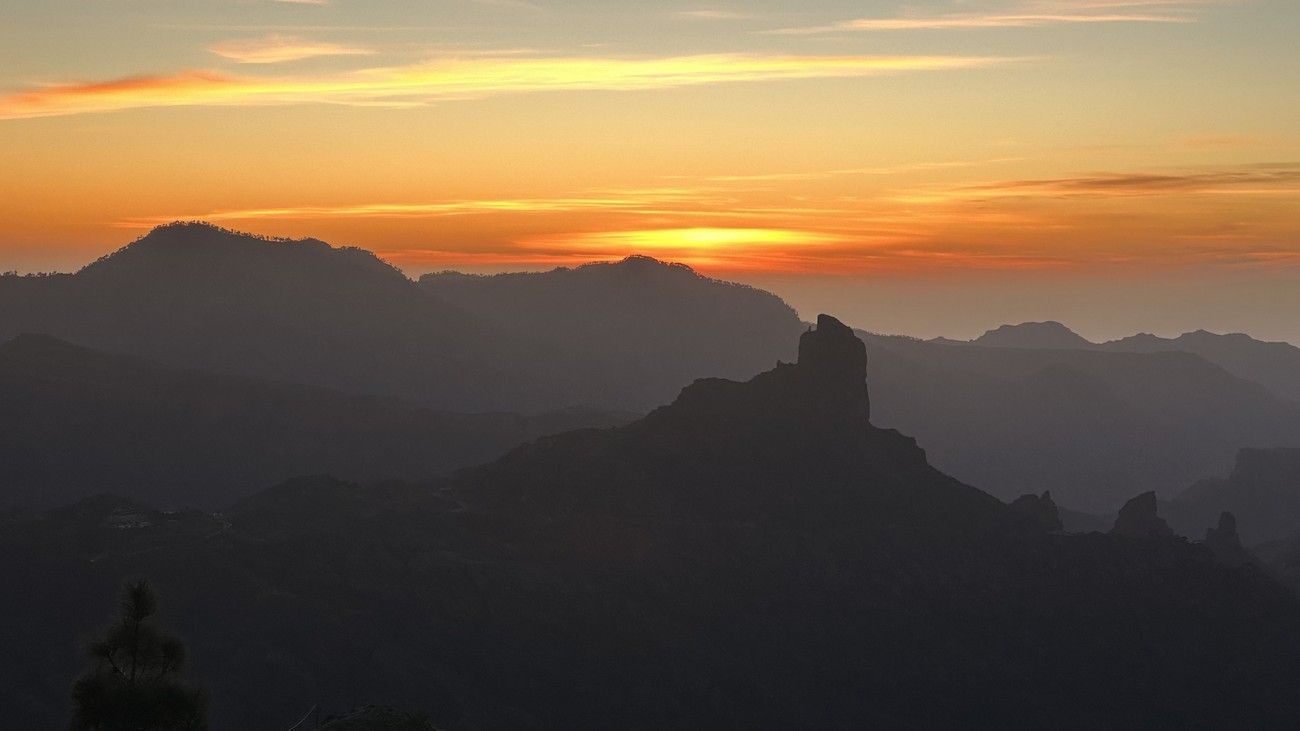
[675,10,752,21]
[950,167,1300,199]
[0,53,1015,120]
[113,189,721,228]
[767,0,1221,34]
[105,163,1300,275]
[209,34,376,64]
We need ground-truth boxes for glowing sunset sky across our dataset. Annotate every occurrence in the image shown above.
[2,1,1298,340]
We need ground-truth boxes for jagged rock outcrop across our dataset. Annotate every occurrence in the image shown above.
[1110,491,1174,538]
[797,313,871,422]
[1204,511,1256,567]
[1010,491,1064,532]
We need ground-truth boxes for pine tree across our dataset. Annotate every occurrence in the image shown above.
[70,580,208,730]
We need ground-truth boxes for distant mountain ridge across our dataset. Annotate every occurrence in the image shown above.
[971,321,1096,350]
[862,330,1300,511]
[938,320,1300,401]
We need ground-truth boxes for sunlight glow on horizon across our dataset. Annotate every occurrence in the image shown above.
[0,0,1297,338]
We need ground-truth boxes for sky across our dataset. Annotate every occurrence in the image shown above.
[1,0,1298,342]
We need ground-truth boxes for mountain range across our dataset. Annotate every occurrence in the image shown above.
[6,223,1300,519]
[863,331,1300,511]
[5,317,1300,728]
[0,223,801,414]
[947,320,1300,402]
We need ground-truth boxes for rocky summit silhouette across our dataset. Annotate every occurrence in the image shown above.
[1009,491,1064,532]
[1110,492,1175,538]
[451,314,999,529]
[1203,512,1257,567]
[4,316,1300,729]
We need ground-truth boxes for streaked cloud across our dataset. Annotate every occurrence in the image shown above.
[0,53,1015,120]
[768,0,1222,34]
[949,167,1300,200]
[675,10,752,21]
[209,34,376,64]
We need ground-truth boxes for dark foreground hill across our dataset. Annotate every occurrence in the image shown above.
[3,317,1299,729]
[861,332,1300,511]
[0,334,631,509]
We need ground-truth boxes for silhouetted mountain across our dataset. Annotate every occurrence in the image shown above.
[450,315,997,529]
[1110,492,1174,538]
[0,333,631,509]
[1203,511,1258,568]
[0,224,805,412]
[941,320,1300,402]
[971,321,1095,350]
[1009,491,1064,532]
[1104,330,1300,401]
[1166,448,1300,544]
[420,256,804,410]
[0,223,531,410]
[860,332,1300,511]
[4,317,1300,729]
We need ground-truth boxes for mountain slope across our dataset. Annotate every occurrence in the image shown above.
[0,333,631,509]
[420,256,804,410]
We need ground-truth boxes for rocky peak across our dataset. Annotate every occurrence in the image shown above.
[794,314,871,422]
[1204,511,1255,567]
[1009,491,1063,532]
[1110,492,1174,538]
[799,314,867,384]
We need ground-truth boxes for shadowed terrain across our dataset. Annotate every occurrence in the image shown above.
[0,333,632,509]
[3,318,1298,729]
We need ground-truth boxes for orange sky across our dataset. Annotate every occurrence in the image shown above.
[2,0,1298,339]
